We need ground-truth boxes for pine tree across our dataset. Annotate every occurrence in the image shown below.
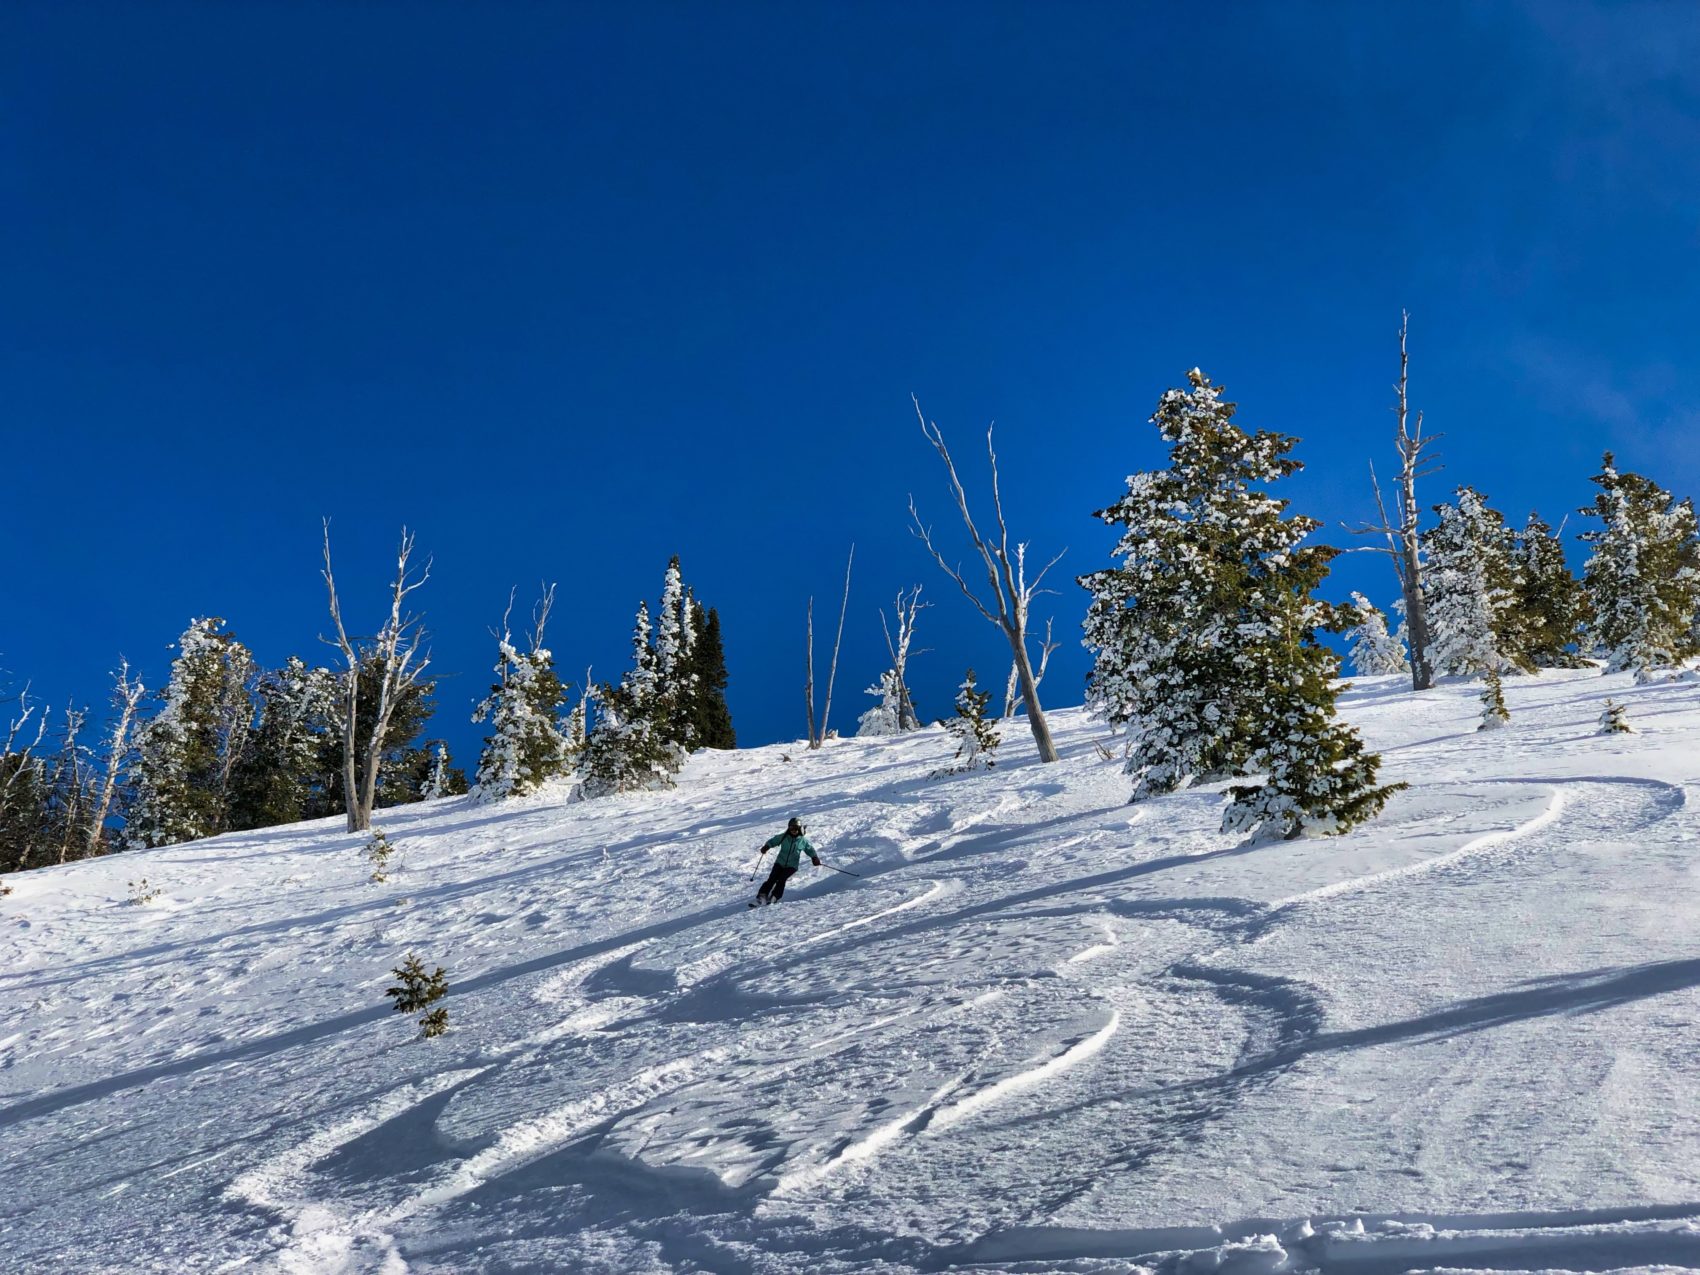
[229,657,338,831]
[653,557,697,749]
[302,657,440,820]
[1598,698,1632,734]
[419,742,467,799]
[1478,668,1510,730]
[385,954,449,1039]
[1508,512,1589,668]
[470,593,570,802]
[1345,593,1409,676]
[1579,453,1700,678]
[1083,369,1399,838]
[579,602,686,798]
[940,669,999,773]
[1425,487,1524,678]
[686,605,736,749]
[126,618,257,848]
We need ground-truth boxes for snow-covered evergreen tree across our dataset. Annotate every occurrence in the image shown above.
[471,591,571,802]
[1508,511,1589,668]
[1424,487,1523,678]
[940,669,999,773]
[1598,698,1632,734]
[1580,453,1700,679]
[229,657,338,831]
[126,618,257,848]
[653,557,697,749]
[1345,593,1409,676]
[1082,369,1398,838]
[1478,668,1510,730]
[579,602,686,798]
[420,743,453,799]
[857,670,907,737]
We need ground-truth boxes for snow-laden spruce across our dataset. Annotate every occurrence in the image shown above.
[230,655,338,829]
[1580,452,1700,680]
[1510,512,1589,668]
[580,601,686,798]
[939,668,999,774]
[1082,368,1399,839]
[1424,486,1521,678]
[1345,594,1409,677]
[126,618,257,849]
[470,589,572,802]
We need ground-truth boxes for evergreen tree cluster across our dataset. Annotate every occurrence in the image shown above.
[579,556,735,799]
[1,617,463,872]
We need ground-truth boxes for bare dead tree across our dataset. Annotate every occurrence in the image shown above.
[879,585,930,731]
[814,545,855,748]
[87,660,145,855]
[321,522,433,832]
[48,707,92,865]
[1003,615,1059,719]
[804,596,817,746]
[0,683,47,829]
[909,398,1063,763]
[1347,312,1441,691]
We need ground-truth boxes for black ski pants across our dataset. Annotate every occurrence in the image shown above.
[757,862,797,903]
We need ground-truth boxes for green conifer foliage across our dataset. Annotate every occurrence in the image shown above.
[1598,698,1632,735]
[1478,668,1510,730]
[125,618,257,848]
[1084,369,1400,840]
[1579,453,1700,677]
[1509,512,1590,669]
[940,669,999,774]
[385,954,448,1039]
[229,658,338,831]
[688,606,737,749]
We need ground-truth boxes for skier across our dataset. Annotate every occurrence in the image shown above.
[750,817,821,907]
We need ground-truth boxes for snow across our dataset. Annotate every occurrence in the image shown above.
[6,668,1700,1272]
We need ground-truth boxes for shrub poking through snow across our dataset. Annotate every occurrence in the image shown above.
[386,954,448,1038]
[1598,698,1632,735]
[128,878,161,906]
[1478,669,1510,731]
[939,669,999,775]
[365,827,397,883]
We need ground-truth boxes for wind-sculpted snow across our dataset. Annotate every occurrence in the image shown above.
[4,668,1700,1272]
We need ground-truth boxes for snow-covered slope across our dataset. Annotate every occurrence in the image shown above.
[5,671,1700,1274]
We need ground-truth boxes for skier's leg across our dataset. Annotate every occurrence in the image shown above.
[770,865,797,901]
[757,862,786,903]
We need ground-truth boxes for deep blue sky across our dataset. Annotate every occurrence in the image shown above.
[5,1,1700,765]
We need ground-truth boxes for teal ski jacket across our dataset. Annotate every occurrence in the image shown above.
[761,832,820,870]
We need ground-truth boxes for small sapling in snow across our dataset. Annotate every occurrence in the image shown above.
[365,828,397,883]
[386,954,449,1039]
[128,878,162,906]
[1598,699,1632,735]
[1478,669,1510,731]
[936,669,1000,776]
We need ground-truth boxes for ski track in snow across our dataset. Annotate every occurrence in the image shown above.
[7,675,1700,1272]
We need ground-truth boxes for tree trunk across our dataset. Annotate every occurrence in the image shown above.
[1006,626,1059,762]
[342,676,363,832]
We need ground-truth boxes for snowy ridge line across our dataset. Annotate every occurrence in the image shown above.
[948,1202,1700,1270]
[1274,783,1567,909]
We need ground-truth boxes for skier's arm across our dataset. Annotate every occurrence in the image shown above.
[758,834,783,853]
[801,835,821,866]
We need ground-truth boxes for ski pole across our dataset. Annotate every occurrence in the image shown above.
[817,861,861,878]
[748,847,768,882]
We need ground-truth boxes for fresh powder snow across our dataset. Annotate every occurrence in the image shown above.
[4,670,1700,1273]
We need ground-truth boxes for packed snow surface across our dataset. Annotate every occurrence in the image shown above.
[5,669,1700,1273]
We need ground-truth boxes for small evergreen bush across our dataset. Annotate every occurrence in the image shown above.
[128,878,162,905]
[365,827,398,883]
[1478,669,1510,731]
[1598,698,1632,735]
[386,953,449,1039]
